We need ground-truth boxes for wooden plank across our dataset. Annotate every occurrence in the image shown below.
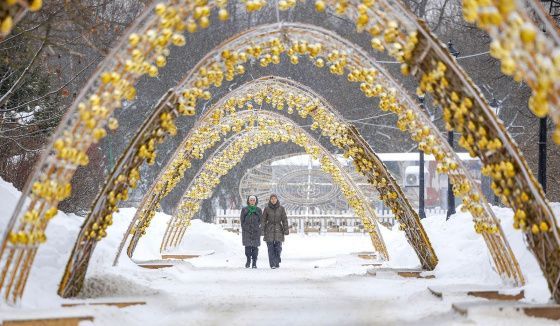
[3,316,94,326]
[429,285,524,301]
[161,254,200,260]
[367,268,434,279]
[138,264,173,269]
[467,290,524,301]
[352,252,377,260]
[160,250,215,260]
[523,306,560,320]
[452,301,560,321]
[398,271,435,279]
[361,263,382,267]
[61,301,145,308]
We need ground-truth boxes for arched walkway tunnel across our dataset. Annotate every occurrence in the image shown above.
[1,0,560,324]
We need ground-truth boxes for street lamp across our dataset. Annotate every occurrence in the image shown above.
[446,41,459,219]
[538,117,547,193]
[418,96,426,219]
[489,97,501,205]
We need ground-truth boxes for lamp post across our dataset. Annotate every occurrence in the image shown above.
[446,41,459,219]
[418,96,426,219]
[538,117,547,193]
[419,150,426,219]
[489,97,501,205]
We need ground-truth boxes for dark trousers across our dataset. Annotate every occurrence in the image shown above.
[267,241,282,267]
[245,246,258,261]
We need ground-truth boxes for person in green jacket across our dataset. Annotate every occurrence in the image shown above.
[240,195,262,268]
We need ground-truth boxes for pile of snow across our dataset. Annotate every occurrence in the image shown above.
[0,180,151,307]
[0,180,23,231]
[77,274,158,299]
[379,207,551,302]
[0,179,83,307]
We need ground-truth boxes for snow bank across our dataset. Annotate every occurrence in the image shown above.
[0,178,83,307]
[0,180,149,307]
[0,179,23,231]
[392,207,551,302]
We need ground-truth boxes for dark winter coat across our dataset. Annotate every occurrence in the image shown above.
[262,200,289,242]
[240,198,262,247]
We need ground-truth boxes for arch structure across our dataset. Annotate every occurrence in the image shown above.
[57,90,180,299]
[58,108,389,297]
[0,1,199,304]
[462,0,560,142]
[117,76,437,271]
[3,0,558,302]
[158,110,388,257]
[107,17,524,284]
[355,0,559,299]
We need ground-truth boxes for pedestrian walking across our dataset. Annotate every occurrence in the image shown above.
[262,194,289,269]
[240,195,262,268]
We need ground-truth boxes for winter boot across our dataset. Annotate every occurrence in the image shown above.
[245,247,251,268]
[252,247,258,268]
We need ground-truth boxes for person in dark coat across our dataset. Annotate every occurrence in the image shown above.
[262,194,289,269]
[240,195,262,268]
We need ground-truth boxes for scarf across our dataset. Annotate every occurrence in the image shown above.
[268,201,279,209]
[247,205,257,215]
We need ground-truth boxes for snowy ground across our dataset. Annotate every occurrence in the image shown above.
[0,177,559,325]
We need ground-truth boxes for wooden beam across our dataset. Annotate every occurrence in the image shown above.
[3,316,94,326]
[361,263,382,267]
[161,250,215,260]
[138,264,173,269]
[397,271,435,279]
[428,285,524,301]
[367,268,435,279]
[161,254,200,260]
[352,252,377,260]
[467,290,524,301]
[61,301,145,308]
[452,301,560,321]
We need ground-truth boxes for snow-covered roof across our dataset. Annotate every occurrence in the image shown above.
[270,152,479,166]
[271,154,351,166]
[405,165,420,174]
[377,152,479,162]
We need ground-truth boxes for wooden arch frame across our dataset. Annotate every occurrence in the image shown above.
[2,0,558,303]
[112,76,436,272]
[158,110,388,257]
[113,73,523,285]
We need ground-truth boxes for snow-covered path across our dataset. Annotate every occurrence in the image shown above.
[1,177,558,325]
[86,238,554,326]
[74,217,554,326]
[1,218,558,325]
[97,264,449,325]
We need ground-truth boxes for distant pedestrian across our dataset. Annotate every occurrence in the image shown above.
[262,194,289,269]
[240,195,262,268]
